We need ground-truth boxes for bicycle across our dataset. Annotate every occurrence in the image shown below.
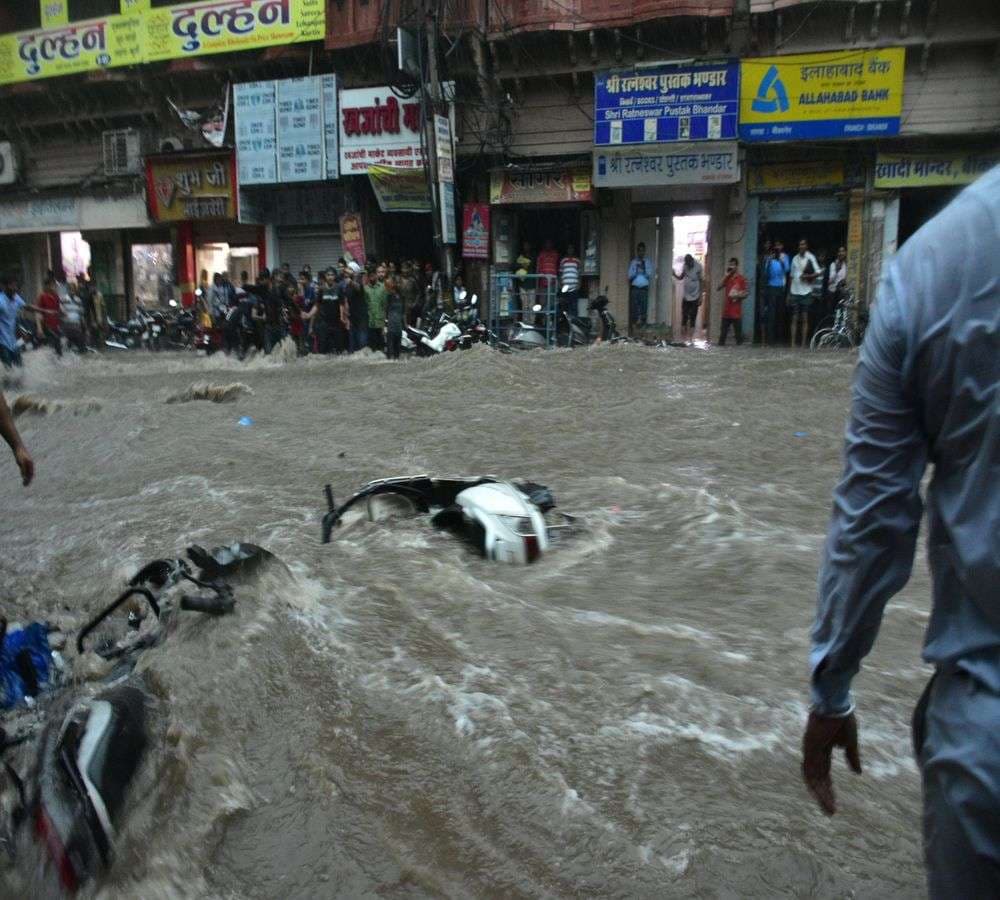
[810,289,866,350]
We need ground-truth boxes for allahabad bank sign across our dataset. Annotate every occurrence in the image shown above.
[0,0,324,86]
[740,48,904,142]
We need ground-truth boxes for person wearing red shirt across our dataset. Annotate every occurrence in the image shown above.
[37,276,63,357]
[717,257,748,346]
[535,239,560,312]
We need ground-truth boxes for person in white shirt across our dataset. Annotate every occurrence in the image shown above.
[828,246,848,299]
[788,238,820,348]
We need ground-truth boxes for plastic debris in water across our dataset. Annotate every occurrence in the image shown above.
[794,431,808,438]
[238,416,254,427]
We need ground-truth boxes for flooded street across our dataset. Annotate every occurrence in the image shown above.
[0,345,930,898]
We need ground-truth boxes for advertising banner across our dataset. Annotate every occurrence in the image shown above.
[462,204,489,260]
[593,142,739,188]
[234,80,278,185]
[490,168,593,205]
[435,113,454,183]
[145,153,238,222]
[440,182,457,245]
[367,165,431,213]
[276,76,324,183]
[0,197,80,232]
[0,1,325,85]
[339,86,426,175]
[234,74,337,185]
[748,160,844,193]
[740,48,904,142]
[143,0,325,63]
[339,212,366,265]
[595,61,739,146]
[0,13,143,85]
[873,152,1000,188]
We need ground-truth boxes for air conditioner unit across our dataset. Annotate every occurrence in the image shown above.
[103,129,141,176]
[0,142,18,185]
[158,136,185,153]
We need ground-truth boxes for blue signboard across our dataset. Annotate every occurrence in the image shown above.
[594,61,740,146]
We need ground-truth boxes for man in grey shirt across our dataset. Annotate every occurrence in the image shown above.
[803,167,999,897]
[673,254,704,343]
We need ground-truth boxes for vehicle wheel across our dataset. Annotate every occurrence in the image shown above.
[810,329,854,350]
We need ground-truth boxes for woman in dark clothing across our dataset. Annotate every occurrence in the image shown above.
[383,277,405,360]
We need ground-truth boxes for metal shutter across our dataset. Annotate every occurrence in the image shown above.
[759,195,847,223]
[276,229,343,275]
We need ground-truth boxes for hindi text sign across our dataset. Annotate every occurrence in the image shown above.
[595,61,739,145]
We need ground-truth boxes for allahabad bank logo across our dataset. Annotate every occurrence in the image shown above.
[751,65,790,115]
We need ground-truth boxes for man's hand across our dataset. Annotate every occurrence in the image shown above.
[14,444,33,486]
[802,710,862,815]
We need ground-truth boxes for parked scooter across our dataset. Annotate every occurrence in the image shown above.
[402,307,464,355]
[506,303,549,350]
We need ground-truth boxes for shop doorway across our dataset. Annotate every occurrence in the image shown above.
[515,207,581,263]
[132,243,176,309]
[60,232,91,282]
[757,220,846,343]
[671,215,710,338]
[196,243,259,289]
[380,213,435,266]
[897,187,959,249]
[629,212,711,335]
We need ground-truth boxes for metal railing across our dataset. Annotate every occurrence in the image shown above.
[488,272,558,347]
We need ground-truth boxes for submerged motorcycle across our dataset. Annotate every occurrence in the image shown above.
[321,475,575,564]
[0,542,273,894]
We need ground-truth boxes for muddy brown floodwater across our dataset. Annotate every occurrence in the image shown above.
[0,343,930,898]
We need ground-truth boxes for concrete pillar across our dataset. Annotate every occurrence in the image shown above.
[176,221,196,308]
[599,188,631,327]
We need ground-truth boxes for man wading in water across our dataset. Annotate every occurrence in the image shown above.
[802,166,999,898]
[0,392,33,485]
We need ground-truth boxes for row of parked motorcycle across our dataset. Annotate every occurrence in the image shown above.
[403,286,627,356]
[104,306,214,354]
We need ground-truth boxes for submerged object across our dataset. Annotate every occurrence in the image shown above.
[0,539,274,893]
[22,681,148,894]
[321,475,573,564]
[0,622,53,710]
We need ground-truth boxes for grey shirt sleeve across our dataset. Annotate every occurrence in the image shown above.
[809,278,929,714]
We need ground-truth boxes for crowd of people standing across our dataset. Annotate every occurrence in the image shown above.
[200,257,446,361]
[0,268,106,369]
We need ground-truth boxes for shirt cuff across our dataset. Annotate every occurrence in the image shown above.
[810,668,855,717]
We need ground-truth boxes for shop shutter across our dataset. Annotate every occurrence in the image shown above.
[759,195,847,223]
[276,229,344,275]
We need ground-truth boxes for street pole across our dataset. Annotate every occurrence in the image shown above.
[421,1,454,302]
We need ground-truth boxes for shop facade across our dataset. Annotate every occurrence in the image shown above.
[594,142,740,337]
[0,192,150,318]
[488,162,597,313]
[144,151,257,307]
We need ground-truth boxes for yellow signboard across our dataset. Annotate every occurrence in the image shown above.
[874,152,1000,188]
[0,0,324,85]
[146,153,238,222]
[748,160,844,193]
[740,48,905,142]
[144,0,324,63]
[0,14,143,85]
